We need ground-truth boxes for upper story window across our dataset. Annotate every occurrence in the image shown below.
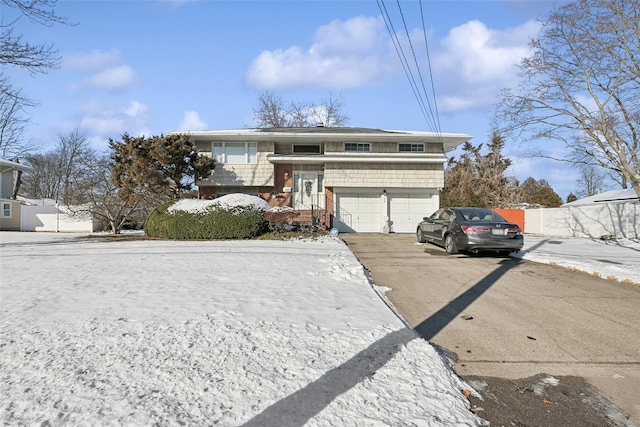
[293,144,321,154]
[213,142,257,164]
[344,143,370,152]
[399,143,425,152]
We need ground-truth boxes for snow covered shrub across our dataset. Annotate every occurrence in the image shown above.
[144,200,268,239]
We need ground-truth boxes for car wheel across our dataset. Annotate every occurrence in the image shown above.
[416,228,426,243]
[444,234,458,254]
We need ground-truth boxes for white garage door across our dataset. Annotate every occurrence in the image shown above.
[335,194,381,233]
[389,193,433,233]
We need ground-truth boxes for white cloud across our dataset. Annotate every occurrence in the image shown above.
[85,65,137,91]
[72,100,150,150]
[63,49,123,72]
[178,111,208,131]
[433,19,540,112]
[64,49,137,92]
[244,14,539,113]
[123,100,148,119]
[245,16,397,89]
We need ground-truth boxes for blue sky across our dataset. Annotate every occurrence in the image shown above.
[7,0,583,200]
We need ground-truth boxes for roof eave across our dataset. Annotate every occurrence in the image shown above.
[0,159,33,172]
[175,128,471,151]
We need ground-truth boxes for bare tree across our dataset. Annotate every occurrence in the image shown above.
[0,0,70,157]
[70,155,146,234]
[310,92,348,127]
[21,129,94,203]
[1,0,69,74]
[288,100,312,127]
[21,136,145,234]
[253,91,289,128]
[252,90,349,128]
[0,75,34,158]
[57,129,95,204]
[495,0,640,198]
[21,151,61,199]
[574,164,609,198]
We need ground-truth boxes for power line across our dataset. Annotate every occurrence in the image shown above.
[395,0,439,133]
[418,0,442,136]
[376,0,433,130]
[376,0,441,137]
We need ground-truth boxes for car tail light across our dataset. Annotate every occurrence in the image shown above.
[507,226,523,235]
[461,225,490,234]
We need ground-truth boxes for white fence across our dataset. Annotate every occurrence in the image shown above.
[524,201,638,239]
[21,205,100,233]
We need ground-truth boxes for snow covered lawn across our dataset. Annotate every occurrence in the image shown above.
[517,236,640,285]
[0,234,482,426]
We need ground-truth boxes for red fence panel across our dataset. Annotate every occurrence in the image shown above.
[492,209,525,232]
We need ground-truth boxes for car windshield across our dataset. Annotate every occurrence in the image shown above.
[458,209,504,222]
[428,209,444,221]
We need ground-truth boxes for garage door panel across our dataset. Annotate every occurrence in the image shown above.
[389,194,433,233]
[335,194,381,233]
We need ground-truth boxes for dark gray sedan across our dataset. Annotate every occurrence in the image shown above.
[417,207,524,255]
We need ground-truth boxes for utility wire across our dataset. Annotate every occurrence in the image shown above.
[376,0,435,132]
[376,0,442,137]
[396,0,439,133]
[419,0,442,137]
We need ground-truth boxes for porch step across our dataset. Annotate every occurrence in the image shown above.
[293,210,330,229]
[294,212,314,226]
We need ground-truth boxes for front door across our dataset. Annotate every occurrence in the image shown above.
[293,172,322,209]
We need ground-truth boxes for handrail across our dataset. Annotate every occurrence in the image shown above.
[314,194,352,229]
[293,194,353,229]
[309,194,329,228]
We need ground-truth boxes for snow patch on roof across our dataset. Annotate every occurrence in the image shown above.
[563,189,639,206]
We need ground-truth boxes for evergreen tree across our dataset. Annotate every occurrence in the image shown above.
[110,133,215,203]
[441,131,517,208]
[518,177,563,207]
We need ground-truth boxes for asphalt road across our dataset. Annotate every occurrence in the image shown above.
[341,233,640,427]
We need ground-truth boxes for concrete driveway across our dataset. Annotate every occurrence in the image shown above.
[341,233,640,425]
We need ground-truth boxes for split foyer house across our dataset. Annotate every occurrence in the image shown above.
[182,127,471,233]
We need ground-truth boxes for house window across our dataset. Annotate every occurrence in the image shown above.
[293,144,321,154]
[213,142,257,164]
[293,173,299,192]
[2,202,11,218]
[345,143,370,152]
[399,143,425,152]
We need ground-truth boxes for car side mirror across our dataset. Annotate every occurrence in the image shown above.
[423,216,432,222]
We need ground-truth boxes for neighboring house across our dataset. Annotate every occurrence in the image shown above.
[0,159,33,231]
[1,158,99,233]
[179,127,471,233]
[562,188,639,206]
